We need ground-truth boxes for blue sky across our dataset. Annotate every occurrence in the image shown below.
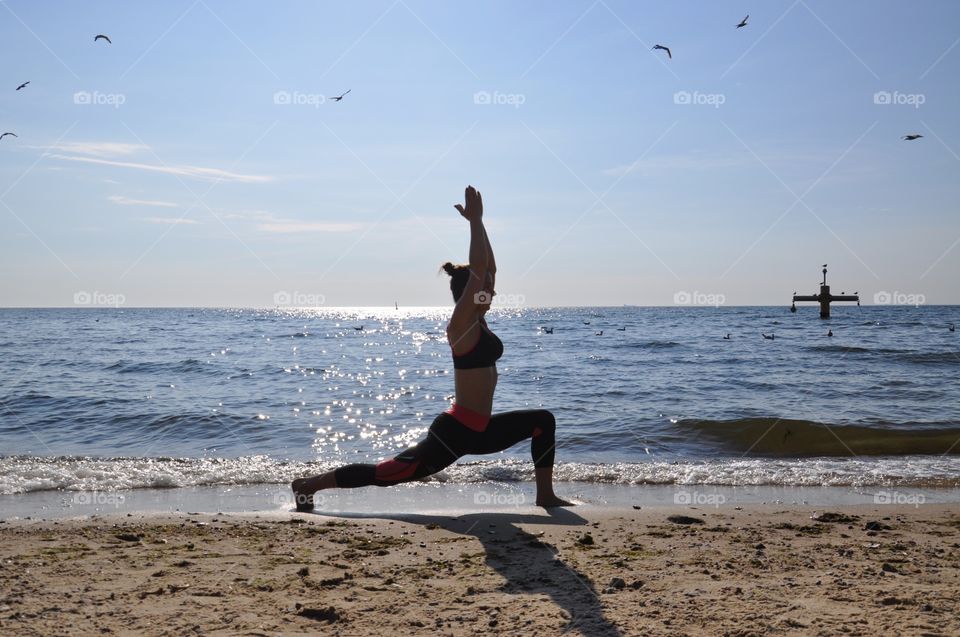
[1,0,958,307]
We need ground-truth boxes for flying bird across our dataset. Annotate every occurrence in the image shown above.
[16,81,29,91]
[736,15,749,28]
[652,44,672,59]
[330,89,351,102]
[94,34,112,44]
[902,134,923,141]
[0,132,17,141]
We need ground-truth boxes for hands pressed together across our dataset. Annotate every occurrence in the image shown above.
[454,185,483,222]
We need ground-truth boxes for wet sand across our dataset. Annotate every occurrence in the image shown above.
[1,504,957,636]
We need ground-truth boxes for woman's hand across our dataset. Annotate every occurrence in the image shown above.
[454,185,483,222]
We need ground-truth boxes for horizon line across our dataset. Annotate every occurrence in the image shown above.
[0,304,955,310]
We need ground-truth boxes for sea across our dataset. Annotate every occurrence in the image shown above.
[1,305,958,516]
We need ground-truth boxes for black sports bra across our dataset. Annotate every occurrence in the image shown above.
[451,320,503,369]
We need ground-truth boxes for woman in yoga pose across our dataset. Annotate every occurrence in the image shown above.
[291,186,571,511]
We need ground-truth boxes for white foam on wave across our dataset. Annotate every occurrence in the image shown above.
[2,454,959,495]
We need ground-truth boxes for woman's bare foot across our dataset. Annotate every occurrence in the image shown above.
[536,495,575,507]
[533,468,573,507]
[291,478,314,512]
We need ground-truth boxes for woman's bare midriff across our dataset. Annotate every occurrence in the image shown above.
[452,365,498,415]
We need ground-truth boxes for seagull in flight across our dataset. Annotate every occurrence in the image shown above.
[652,44,672,59]
[331,89,351,102]
[94,34,112,44]
[16,81,29,91]
[0,132,18,141]
[902,134,923,141]
[736,15,749,28]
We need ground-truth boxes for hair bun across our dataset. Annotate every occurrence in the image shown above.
[441,262,457,276]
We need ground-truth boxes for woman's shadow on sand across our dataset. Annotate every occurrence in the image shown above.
[307,506,622,637]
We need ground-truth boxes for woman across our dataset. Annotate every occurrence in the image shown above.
[291,186,571,511]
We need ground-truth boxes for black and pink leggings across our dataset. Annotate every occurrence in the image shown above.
[333,409,557,488]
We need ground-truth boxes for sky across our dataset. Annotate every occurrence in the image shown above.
[1,0,958,308]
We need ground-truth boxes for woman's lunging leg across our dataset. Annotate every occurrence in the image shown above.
[335,430,459,488]
[292,424,461,511]
[472,409,571,507]
[473,409,556,466]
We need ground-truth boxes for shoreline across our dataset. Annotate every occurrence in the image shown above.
[3,482,959,521]
[1,504,957,636]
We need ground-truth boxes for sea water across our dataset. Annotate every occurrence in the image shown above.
[1,306,958,513]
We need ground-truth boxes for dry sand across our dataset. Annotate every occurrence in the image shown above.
[0,504,957,636]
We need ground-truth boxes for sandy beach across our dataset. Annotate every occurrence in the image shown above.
[1,503,957,636]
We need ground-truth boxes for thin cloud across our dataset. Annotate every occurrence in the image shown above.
[144,217,199,225]
[48,142,149,158]
[220,209,277,222]
[218,209,367,233]
[50,154,272,183]
[257,221,365,234]
[109,195,178,208]
[602,153,749,177]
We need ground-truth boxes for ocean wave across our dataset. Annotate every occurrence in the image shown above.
[626,341,683,350]
[804,345,873,354]
[898,352,960,366]
[797,345,959,365]
[105,358,215,375]
[677,418,960,456]
[0,391,57,406]
[2,454,958,495]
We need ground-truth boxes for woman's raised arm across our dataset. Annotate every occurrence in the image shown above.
[451,186,489,327]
